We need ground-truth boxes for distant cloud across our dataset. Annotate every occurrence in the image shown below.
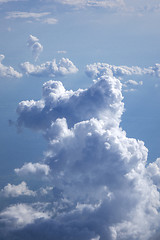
[42,18,58,24]
[0,203,50,228]
[57,50,67,54]
[20,58,78,77]
[86,62,160,91]
[0,54,22,79]
[6,11,50,19]
[0,0,22,3]
[54,0,125,10]
[1,181,36,197]
[6,11,58,24]
[15,162,50,176]
[27,35,43,61]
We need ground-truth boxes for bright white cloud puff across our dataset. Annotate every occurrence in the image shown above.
[15,162,50,176]
[1,181,36,197]
[20,57,79,77]
[0,54,22,79]
[1,63,160,240]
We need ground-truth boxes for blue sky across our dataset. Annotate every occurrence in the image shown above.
[0,1,160,239]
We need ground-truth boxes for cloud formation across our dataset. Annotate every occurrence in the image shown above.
[0,54,22,79]
[20,57,78,77]
[15,162,50,176]
[1,181,36,197]
[1,63,160,240]
[0,203,50,229]
[6,11,58,25]
[27,35,43,61]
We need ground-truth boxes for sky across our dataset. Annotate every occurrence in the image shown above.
[0,0,160,239]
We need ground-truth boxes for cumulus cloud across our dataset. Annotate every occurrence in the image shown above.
[20,57,78,77]
[86,62,160,91]
[0,203,50,229]
[14,162,50,176]
[1,63,160,240]
[1,181,36,197]
[0,54,22,79]
[27,35,43,61]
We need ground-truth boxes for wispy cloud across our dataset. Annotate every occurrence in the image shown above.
[6,11,58,24]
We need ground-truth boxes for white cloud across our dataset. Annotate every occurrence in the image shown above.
[1,181,36,197]
[27,35,43,61]
[6,11,50,20]
[6,11,58,25]
[0,0,23,3]
[14,162,50,176]
[42,18,58,24]
[0,203,50,228]
[20,58,78,77]
[54,0,125,10]
[2,62,160,239]
[0,54,22,79]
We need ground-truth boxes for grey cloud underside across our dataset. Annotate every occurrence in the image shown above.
[1,63,160,240]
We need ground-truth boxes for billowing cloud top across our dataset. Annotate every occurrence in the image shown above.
[1,63,160,240]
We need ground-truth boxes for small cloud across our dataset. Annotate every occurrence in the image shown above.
[20,58,78,77]
[6,11,50,20]
[0,54,22,78]
[0,203,50,228]
[27,35,43,61]
[57,50,67,54]
[1,181,36,197]
[42,18,58,25]
[14,162,50,176]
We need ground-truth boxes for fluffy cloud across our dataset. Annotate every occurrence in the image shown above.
[0,203,50,229]
[85,62,154,79]
[14,162,50,176]
[20,58,78,77]
[1,63,160,239]
[27,35,43,61]
[0,54,22,79]
[1,181,36,197]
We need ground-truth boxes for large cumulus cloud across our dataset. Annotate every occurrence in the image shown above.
[1,63,160,240]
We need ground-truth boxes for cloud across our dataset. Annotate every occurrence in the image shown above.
[0,203,50,229]
[27,35,43,61]
[54,0,125,10]
[20,58,78,77]
[85,62,153,79]
[0,0,22,3]
[1,181,36,197]
[1,63,160,240]
[57,50,67,54]
[6,11,50,20]
[0,54,22,79]
[14,162,50,176]
[6,11,58,25]
[42,18,58,24]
